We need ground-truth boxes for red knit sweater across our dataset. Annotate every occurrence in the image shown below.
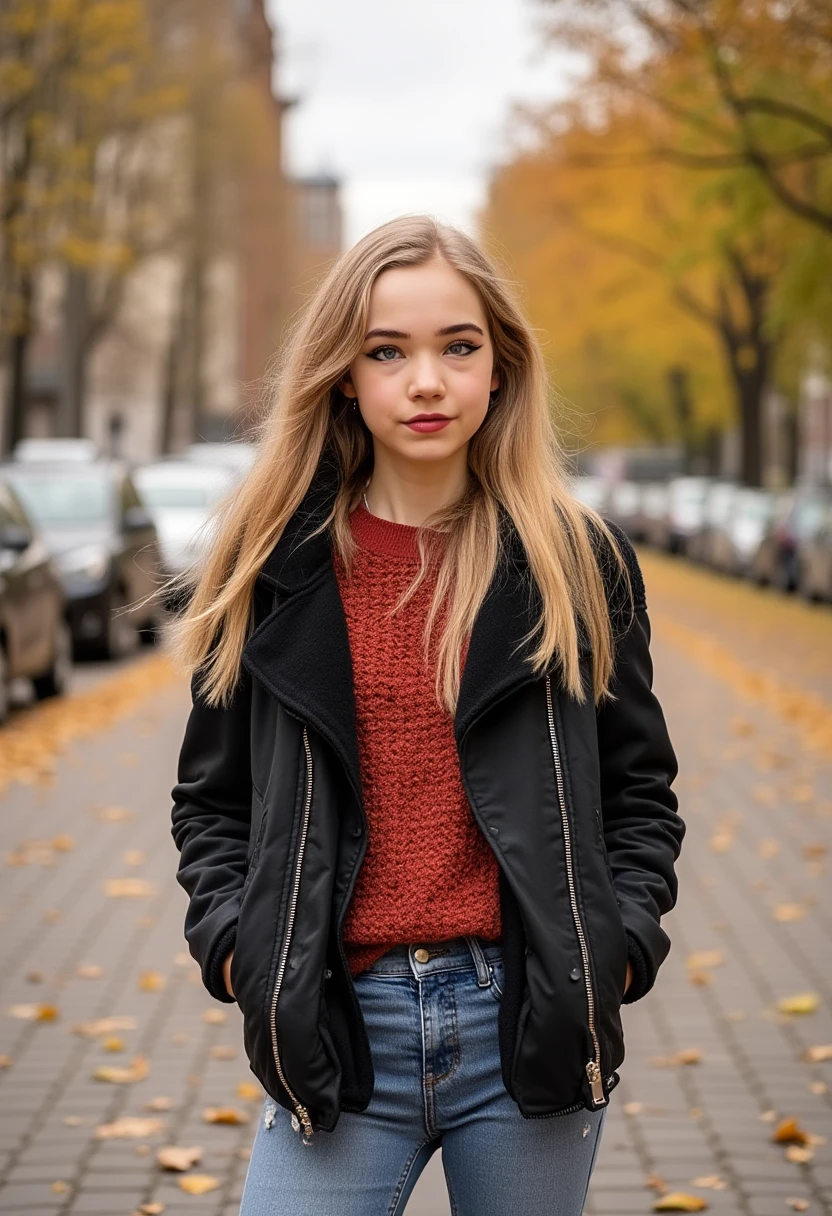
[332,502,502,977]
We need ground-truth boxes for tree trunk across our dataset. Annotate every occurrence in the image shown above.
[56,266,89,438]
[721,341,769,488]
[2,270,34,456]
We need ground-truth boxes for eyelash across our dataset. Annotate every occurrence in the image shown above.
[367,340,481,362]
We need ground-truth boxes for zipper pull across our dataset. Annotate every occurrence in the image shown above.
[291,1105,315,1144]
[586,1059,605,1106]
[264,1102,277,1130]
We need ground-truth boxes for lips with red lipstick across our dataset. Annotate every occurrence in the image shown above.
[405,413,452,433]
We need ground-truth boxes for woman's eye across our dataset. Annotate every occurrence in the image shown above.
[368,346,400,361]
[447,341,479,355]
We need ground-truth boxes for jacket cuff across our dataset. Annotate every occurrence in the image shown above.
[205,922,238,1004]
[622,931,651,1004]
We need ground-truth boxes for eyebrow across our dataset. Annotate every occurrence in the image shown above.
[363,323,484,341]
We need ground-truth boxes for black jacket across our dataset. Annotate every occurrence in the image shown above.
[171,464,684,1140]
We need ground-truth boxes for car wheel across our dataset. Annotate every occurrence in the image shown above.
[32,619,73,700]
[0,641,9,725]
[102,588,140,660]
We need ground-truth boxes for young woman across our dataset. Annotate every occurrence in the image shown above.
[170,215,684,1216]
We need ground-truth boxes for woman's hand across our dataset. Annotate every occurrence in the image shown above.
[222,951,235,999]
[624,960,633,996]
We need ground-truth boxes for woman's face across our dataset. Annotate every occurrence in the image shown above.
[340,255,499,471]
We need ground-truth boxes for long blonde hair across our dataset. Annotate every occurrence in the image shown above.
[170,214,629,713]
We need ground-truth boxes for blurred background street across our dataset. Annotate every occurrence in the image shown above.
[1,0,832,1213]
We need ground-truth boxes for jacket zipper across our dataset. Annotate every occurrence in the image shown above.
[267,723,315,1144]
[545,673,605,1107]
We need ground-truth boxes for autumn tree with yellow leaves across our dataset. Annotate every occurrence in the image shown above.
[0,0,279,453]
[0,0,187,450]
[482,0,832,485]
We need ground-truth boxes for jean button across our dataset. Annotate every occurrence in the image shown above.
[414,948,430,963]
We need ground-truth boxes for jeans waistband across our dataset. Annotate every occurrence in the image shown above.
[363,935,503,984]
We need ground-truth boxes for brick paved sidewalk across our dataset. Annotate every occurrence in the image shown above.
[0,556,829,1216]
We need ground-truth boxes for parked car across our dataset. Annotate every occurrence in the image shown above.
[659,476,711,555]
[688,481,738,569]
[1,460,162,659]
[12,438,100,463]
[795,498,832,602]
[640,481,670,549]
[747,490,794,586]
[721,488,780,578]
[133,460,236,582]
[0,474,72,722]
[763,486,832,592]
[570,474,610,516]
[605,480,644,539]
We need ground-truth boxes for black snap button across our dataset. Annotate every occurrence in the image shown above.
[352,825,363,837]
[570,966,582,982]
[489,825,499,835]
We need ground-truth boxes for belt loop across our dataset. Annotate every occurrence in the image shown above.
[465,935,491,986]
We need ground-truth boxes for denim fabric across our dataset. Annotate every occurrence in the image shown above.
[239,935,606,1215]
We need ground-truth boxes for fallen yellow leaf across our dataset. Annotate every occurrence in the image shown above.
[201,1009,227,1025]
[773,1119,810,1146]
[105,877,157,898]
[686,951,725,970]
[804,1045,832,1063]
[786,1199,810,1211]
[92,1056,149,1084]
[76,964,104,979]
[5,1003,58,1021]
[95,1116,165,1139]
[202,1106,250,1125]
[209,1045,236,1060]
[178,1174,220,1195]
[785,1146,814,1164]
[691,1177,726,1191]
[652,1193,709,1212]
[101,1036,125,1053]
[778,993,820,1016]
[73,1015,137,1037]
[143,1096,175,1112]
[51,1180,69,1194]
[773,904,806,923]
[138,971,165,992]
[237,1081,262,1101]
[156,1144,203,1171]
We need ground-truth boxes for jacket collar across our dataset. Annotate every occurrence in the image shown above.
[241,457,557,803]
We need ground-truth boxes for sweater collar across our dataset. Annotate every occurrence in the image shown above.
[349,501,444,559]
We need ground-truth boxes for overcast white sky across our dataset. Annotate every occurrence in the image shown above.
[266,0,581,247]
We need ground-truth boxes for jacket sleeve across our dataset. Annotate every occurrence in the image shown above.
[171,666,252,1003]
[594,521,685,1003]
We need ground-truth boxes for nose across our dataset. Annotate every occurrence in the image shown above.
[408,354,445,402]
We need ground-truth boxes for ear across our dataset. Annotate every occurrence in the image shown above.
[490,367,500,394]
[339,375,356,399]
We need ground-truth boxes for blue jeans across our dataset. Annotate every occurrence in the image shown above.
[239,935,606,1215]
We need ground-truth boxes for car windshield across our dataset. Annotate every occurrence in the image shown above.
[8,470,112,527]
[135,471,231,510]
[737,492,772,521]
